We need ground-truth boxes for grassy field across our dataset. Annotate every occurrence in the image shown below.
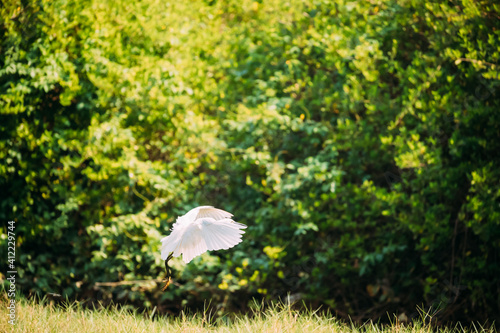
[0,297,496,333]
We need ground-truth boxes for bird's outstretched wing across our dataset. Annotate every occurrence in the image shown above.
[161,218,246,263]
[166,206,233,232]
[184,206,233,222]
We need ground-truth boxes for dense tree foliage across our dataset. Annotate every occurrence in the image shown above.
[1,0,499,322]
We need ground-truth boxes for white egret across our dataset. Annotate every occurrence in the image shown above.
[160,206,246,290]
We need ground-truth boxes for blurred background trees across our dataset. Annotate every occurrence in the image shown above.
[1,0,499,322]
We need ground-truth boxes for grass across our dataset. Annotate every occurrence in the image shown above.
[0,297,496,333]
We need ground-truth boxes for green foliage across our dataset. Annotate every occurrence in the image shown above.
[1,0,499,322]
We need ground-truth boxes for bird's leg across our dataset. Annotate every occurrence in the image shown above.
[162,252,174,291]
[164,252,173,277]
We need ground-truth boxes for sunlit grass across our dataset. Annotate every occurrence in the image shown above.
[0,297,496,333]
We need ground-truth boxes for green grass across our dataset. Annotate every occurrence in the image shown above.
[0,297,496,333]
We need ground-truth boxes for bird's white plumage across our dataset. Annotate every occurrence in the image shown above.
[161,206,246,263]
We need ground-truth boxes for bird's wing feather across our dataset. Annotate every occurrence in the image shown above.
[200,218,246,252]
[195,206,233,220]
[161,218,246,263]
[169,206,234,231]
[161,222,206,263]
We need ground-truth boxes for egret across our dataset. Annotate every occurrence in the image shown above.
[160,206,246,290]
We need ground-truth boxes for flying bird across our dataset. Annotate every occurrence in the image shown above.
[160,206,246,290]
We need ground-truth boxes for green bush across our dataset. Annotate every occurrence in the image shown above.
[1,0,499,322]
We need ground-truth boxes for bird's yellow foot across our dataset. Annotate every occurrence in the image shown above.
[162,277,172,291]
